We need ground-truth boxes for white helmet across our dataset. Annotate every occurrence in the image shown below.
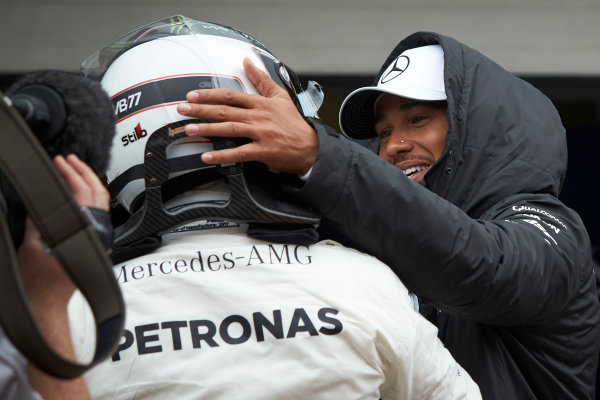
[81,15,320,246]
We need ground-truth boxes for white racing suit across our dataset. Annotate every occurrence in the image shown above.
[69,222,480,399]
[0,328,42,400]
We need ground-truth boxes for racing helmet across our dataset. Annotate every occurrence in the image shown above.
[81,15,320,246]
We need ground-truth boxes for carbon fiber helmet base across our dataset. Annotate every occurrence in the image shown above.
[81,16,320,246]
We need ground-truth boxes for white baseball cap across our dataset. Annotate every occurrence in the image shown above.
[339,44,446,139]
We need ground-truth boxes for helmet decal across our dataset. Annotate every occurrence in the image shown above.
[112,74,245,123]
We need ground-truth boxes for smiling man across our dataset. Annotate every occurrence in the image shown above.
[375,96,447,181]
[179,32,600,399]
[340,45,448,183]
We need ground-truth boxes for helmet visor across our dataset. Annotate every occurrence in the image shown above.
[81,15,272,81]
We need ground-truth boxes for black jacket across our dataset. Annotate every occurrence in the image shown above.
[295,32,600,399]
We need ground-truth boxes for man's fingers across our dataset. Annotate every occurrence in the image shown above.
[200,143,256,165]
[184,87,256,109]
[65,155,110,208]
[180,59,287,109]
[53,155,109,210]
[243,57,288,99]
[65,155,103,188]
[184,120,257,139]
[178,102,254,124]
[53,155,86,192]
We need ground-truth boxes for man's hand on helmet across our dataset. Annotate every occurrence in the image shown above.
[177,58,318,176]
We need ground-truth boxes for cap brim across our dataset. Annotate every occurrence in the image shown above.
[339,85,447,140]
[339,88,382,140]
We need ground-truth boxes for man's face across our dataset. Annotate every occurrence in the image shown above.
[374,94,448,183]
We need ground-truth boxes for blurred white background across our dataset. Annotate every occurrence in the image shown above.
[1,0,599,75]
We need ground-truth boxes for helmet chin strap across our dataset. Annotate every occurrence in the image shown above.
[0,92,125,379]
[112,121,320,248]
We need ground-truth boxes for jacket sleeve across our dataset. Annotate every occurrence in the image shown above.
[293,124,591,325]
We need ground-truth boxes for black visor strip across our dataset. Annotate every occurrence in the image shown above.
[113,75,244,122]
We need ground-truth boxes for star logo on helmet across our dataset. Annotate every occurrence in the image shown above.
[380,55,410,84]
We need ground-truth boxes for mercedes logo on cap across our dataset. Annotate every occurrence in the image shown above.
[380,55,410,84]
